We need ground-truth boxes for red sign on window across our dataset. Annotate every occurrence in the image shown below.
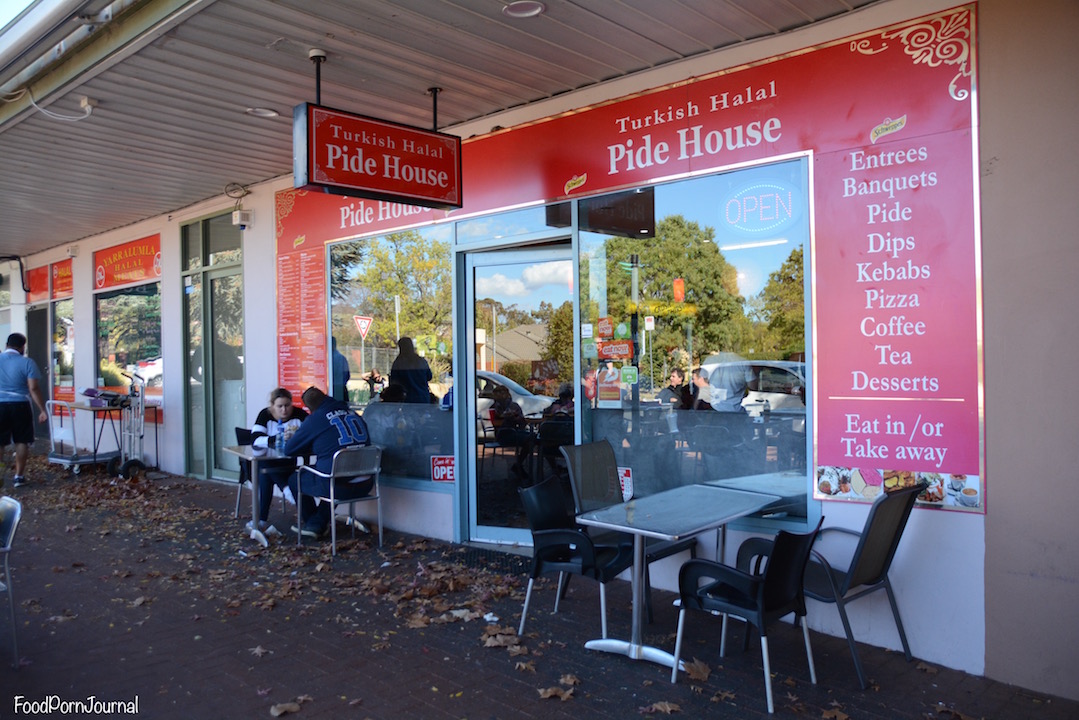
[431,455,455,483]
[93,234,161,289]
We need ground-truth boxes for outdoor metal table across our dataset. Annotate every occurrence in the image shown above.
[576,484,779,669]
[69,402,124,466]
[707,471,808,517]
[220,445,292,547]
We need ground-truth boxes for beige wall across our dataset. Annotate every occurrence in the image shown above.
[979,0,1079,700]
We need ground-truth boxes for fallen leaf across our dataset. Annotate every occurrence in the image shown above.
[684,658,711,682]
[917,661,939,674]
[269,702,300,716]
[515,660,536,673]
[640,700,681,714]
[508,645,528,657]
[711,690,736,703]
[538,687,574,701]
[559,674,579,686]
[935,704,975,720]
[249,645,271,657]
[823,709,850,720]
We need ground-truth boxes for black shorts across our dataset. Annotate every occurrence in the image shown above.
[0,402,34,445]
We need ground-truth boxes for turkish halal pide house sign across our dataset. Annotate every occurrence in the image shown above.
[294,103,462,210]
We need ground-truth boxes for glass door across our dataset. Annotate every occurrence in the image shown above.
[184,268,245,477]
[466,246,575,545]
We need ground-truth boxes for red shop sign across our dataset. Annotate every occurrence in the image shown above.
[94,234,161,289]
[294,103,462,210]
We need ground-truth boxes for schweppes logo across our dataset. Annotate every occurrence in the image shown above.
[870,115,906,144]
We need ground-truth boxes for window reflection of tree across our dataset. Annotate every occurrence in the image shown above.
[95,283,161,386]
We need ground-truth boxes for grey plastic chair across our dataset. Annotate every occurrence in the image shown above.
[295,445,382,555]
[560,439,697,622]
[1,496,22,669]
[738,482,925,689]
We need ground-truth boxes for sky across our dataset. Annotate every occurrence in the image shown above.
[0,0,34,32]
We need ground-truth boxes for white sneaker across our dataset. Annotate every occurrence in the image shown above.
[245,520,280,536]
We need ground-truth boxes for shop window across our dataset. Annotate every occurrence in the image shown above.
[95,283,162,401]
[329,226,453,480]
[0,270,9,340]
[52,298,74,402]
[579,158,810,521]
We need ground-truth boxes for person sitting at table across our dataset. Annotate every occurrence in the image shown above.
[544,383,574,416]
[247,387,308,534]
[658,368,692,409]
[362,367,385,397]
[284,386,372,539]
[490,384,533,480]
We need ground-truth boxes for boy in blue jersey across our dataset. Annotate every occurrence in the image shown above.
[284,386,372,538]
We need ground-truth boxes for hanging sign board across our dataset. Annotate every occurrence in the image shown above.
[293,103,463,210]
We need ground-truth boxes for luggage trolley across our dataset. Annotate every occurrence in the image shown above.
[116,371,150,479]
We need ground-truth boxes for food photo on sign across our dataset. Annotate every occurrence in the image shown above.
[815,465,981,511]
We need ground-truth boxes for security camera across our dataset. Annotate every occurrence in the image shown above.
[232,210,253,229]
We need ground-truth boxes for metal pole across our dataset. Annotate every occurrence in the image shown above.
[394,295,401,341]
[309,49,326,104]
[428,87,441,130]
[491,303,497,373]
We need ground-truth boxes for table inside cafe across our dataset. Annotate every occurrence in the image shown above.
[576,484,779,669]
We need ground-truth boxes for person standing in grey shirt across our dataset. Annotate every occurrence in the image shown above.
[0,333,49,487]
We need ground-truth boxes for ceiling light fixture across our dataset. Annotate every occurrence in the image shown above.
[245,107,280,118]
[502,1,546,19]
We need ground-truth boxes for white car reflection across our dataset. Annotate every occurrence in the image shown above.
[699,357,806,416]
[475,370,556,438]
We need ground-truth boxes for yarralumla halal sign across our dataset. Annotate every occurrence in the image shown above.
[293,103,462,210]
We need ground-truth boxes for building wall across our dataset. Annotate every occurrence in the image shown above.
[978,0,1079,701]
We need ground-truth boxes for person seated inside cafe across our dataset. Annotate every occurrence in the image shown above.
[283,386,372,539]
[246,387,308,535]
[490,384,534,480]
[537,383,574,478]
[544,383,574,416]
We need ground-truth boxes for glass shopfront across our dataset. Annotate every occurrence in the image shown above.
[578,158,811,526]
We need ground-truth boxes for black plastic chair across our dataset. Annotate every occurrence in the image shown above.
[739,482,924,689]
[517,479,633,638]
[295,445,383,555]
[560,439,697,622]
[671,518,823,714]
[1,496,22,669]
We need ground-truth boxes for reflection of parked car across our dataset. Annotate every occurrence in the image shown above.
[699,357,806,416]
[476,370,556,418]
[136,357,163,386]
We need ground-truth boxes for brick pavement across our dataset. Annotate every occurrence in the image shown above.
[1,458,1076,719]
